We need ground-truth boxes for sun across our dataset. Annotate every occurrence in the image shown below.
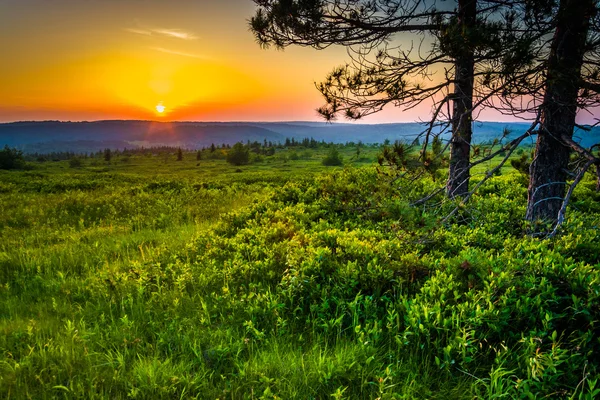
[155,103,166,114]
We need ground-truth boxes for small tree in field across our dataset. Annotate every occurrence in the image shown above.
[323,147,343,166]
[226,142,250,166]
[103,148,111,162]
[69,157,83,168]
[0,145,25,170]
[177,148,183,161]
[196,150,202,161]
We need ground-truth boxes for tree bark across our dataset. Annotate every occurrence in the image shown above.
[526,0,594,223]
[447,0,476,199]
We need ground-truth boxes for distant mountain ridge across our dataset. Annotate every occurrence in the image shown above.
[1,120,598,153]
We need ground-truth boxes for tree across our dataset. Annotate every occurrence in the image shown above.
[103,148,111,162]
[323,146,344,166]
[488,0,600,227]
[524,0,599,224]
[177,147,183,161]
[196,150,202,161]
[69,157,83,168]
[0,145,25,170]
[251,0,523,198]
[226,142,250,166]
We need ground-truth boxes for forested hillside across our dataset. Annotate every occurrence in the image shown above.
[5,120,597,153]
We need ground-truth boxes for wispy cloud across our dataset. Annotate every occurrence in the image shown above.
[153,29,197,40]
[125,27,198,40]
[125,28,152,36]
[150,47,210,59]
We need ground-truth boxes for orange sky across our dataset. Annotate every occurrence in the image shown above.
[1,0,595,124]
[0,0,445,123]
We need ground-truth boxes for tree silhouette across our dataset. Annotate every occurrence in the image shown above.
[485,0,600,227]
[526,0,600,227]
[0,145,25,170]
[251,0,527,198]
[251,0,600,231]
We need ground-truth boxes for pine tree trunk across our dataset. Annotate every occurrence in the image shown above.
[526,0,593,223]
[447,0,476,199]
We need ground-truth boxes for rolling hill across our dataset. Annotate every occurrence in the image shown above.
[1,120,598,153]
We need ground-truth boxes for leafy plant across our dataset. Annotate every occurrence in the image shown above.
[227,142,250,166]
[0,145,25,170]
[322,147,343,166]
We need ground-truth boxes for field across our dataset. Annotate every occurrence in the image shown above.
[1,144,600,399]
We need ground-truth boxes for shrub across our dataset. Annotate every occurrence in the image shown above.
[322,147,343,166]
[0,145,25,170]
[69,157,83,168]
[511,153,531,176]
[227,142,250,166]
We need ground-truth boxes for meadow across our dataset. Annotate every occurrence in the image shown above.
[1,144,600,399]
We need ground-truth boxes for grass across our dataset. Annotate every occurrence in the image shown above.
[1,144,599,399]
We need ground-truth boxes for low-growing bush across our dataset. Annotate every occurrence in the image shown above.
[322,147,343,166]
[226,142,250,166]
[69,157,84,168]
[2,161,600,399]
[0,145,26,170]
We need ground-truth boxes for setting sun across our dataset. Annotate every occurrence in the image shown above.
[156,103,166,114]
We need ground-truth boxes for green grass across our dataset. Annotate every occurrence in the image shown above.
[1,146,599,399]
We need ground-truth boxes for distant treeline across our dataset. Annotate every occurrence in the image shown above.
[21,137,382,161]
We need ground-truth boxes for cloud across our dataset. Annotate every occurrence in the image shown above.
[125,28,152,36]
[125,27,198,40]
[153,29,197,40]
[150,47,210,59]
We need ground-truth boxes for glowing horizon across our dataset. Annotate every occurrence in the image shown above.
[1,0,597,125]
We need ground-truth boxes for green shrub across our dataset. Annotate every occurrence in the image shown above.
[322,147,343,166]
[2,158,600,399]
[0,145,25,170]
[69,157,83,168]
[226,142,250,166]
[510,153,531,176]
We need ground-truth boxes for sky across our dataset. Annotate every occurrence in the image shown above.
[0,0,596,124]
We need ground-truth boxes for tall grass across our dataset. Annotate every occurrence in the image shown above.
[1,149,599,398]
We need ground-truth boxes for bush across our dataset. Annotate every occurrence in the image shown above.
[0,145,25,170]
[511,153,531,176]
[322,147,343,166]
[69,157,83,168]
[226,142,250,166]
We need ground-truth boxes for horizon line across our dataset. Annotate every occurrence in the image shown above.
[0,119,534,126]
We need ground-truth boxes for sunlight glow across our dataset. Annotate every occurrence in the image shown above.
[156,103,166,114]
